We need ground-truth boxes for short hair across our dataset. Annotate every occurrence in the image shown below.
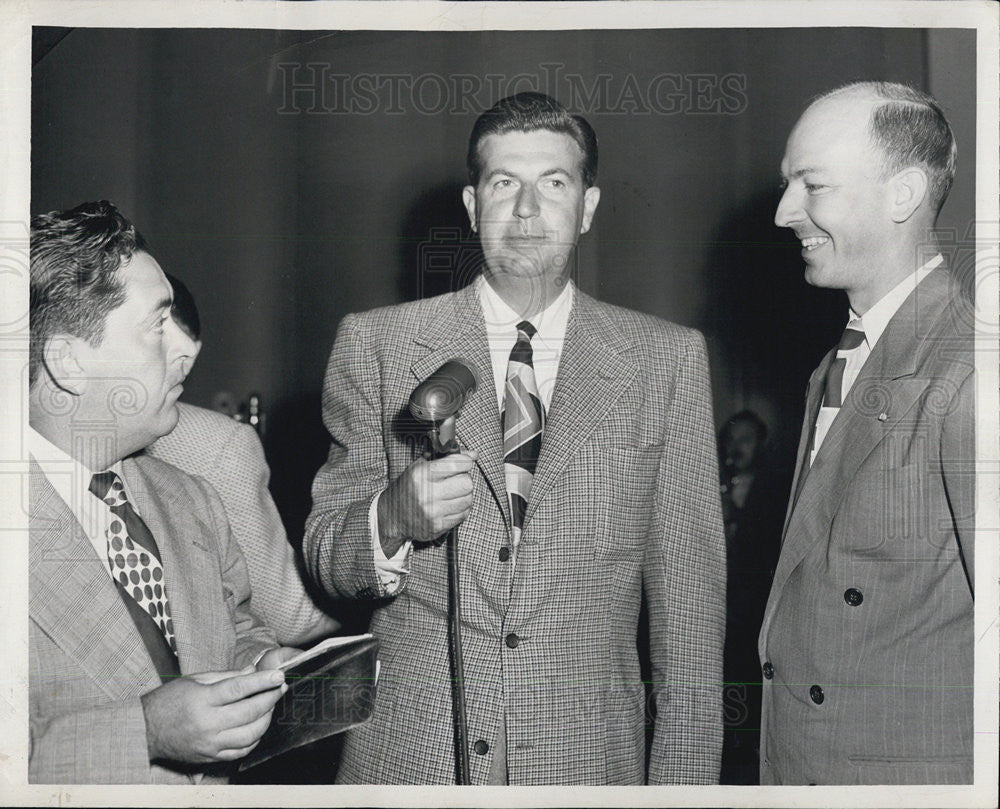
[166,273,200,341]
[815,81,957,215]
[720,409,768,446]
[467,92,598,188]
[29,200,146,387]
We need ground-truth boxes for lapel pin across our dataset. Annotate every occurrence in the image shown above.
[877,412,888,422]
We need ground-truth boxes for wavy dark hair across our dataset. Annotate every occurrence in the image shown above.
[466,92,598,188]
[30,200,146,386]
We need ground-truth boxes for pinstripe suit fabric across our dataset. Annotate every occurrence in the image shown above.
[304,283,726,784]
[146,402,338,645]
[759,268,975,784]
[29,454,278,784]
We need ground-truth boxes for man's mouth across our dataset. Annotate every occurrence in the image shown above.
[800,236,829,251]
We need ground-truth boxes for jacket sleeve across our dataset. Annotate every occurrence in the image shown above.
[214,423,340,645]
[197,476,279,668]
[645,329,726,784]
[304,314,395,601]
[29,690,152,783]
[941,369,975,595]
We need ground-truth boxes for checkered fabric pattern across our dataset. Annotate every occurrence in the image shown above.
[30,454,278,784]
[304,283,726,785]
[147,402,338,646]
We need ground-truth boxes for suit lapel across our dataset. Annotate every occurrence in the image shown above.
[773,268,954,591]
[410,284,510,527]
[784,352,833,530]
[29,462,161,698]
[123,456,226,675]
[524,291,635,526]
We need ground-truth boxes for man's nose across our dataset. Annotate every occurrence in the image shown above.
[514,185,540,220]
[774,186,802,229]
[169,320,200,372]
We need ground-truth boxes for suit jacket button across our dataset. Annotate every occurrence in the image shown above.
[505,633,520,649]
[498,546,510,562]
[810,685,824,704]
[762,661,774,680]
[844,587,863,606]
[474,740,489,755]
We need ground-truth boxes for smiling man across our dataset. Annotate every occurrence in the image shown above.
[28,201,296,783]
[305,93,726,784]
[759,83,975,784]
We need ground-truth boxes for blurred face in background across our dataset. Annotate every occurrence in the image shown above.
[723,419,761,474]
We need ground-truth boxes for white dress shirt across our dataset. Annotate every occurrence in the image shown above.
[810,253,942,463]
[371,276,575,594]
[29,426,131,579]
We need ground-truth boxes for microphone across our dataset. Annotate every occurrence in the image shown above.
[407,358,479,784]
[408,359,478,455]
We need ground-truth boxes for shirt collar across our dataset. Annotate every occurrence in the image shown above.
[475,274,574,344]
[29,426,132,517]
[850,253,943,350]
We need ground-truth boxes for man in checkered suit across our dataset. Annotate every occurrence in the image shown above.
[305,93,726,784]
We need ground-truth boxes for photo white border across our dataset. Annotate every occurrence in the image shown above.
[1,2,996,807]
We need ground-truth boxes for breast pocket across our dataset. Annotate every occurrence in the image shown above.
[843,457,950,557]
[583,443,663,559]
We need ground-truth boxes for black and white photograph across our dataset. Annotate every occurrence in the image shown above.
[1,1,997,806]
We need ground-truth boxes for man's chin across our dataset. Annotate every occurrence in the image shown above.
[803,262,836,289]
[157,404,182,438]
[486,248,571,280]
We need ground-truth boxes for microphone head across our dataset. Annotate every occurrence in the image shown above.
[408,359,479,423]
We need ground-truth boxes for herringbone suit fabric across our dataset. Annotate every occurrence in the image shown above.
[304,282,727,785]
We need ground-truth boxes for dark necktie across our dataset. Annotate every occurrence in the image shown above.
[803,319,868,478]
[501,321,545,559]
[89,471,178,655]
[822,320,867,408]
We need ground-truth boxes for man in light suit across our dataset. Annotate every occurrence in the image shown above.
[760,82,975,784]
[304,93,726,785]
[28,201,296,783]
[145,274,339,646]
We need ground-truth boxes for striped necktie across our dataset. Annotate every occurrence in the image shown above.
[89,471,178,653]
[501,321,545,559]
[823,320,867,408]
[808,319,867,465]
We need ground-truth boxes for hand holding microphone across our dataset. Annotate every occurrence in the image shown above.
[377,360,479,556]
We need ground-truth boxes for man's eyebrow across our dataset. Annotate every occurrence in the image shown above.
[483,166,574,181]
[483,168,514,181]
[785,166,825,180]
[144,295,173,320]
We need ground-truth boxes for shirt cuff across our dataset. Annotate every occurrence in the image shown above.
[370,490,412,596]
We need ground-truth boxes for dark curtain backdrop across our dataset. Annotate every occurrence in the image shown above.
[31,27,977,542]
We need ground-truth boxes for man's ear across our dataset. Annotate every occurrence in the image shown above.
[888,167,929,223]
[580,186,601,234]
[462,186,478,232]
[42,334,89,395]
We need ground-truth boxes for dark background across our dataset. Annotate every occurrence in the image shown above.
[30,25,977,784]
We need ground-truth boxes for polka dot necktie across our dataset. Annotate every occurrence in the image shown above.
[89,471,177,653]
[501,321,545,559]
